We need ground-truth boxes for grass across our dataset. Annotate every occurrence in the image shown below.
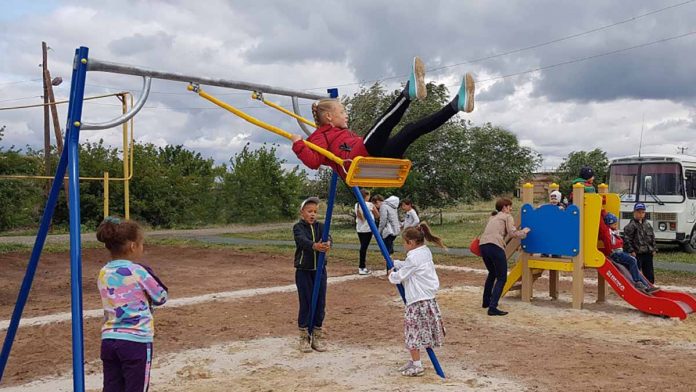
[222,214,489,249]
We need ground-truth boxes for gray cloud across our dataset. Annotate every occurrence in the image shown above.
[2,0,696,173]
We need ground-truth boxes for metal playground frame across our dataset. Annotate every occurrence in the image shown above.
[0,46,444,391]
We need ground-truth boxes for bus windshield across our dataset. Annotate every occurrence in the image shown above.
[609,162,684,203]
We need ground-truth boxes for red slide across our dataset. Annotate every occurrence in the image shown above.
[598,258,696,320]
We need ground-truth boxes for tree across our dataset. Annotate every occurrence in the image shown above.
[0,143,44,231]
[554,149,609,195]
[222,143,307,223]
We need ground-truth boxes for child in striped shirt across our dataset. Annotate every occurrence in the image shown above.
[96,217,168,392]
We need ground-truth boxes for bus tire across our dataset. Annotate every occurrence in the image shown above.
[682,225,696,253]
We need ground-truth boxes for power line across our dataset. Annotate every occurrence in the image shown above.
[0,92,128,111]
[468,30,696,87]
[304,0,696,90]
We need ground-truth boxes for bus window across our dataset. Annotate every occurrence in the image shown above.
[687,170,696,199]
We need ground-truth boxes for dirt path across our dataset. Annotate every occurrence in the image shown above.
[1,246,695,391]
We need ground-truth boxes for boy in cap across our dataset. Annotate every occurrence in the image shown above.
[623,202,657,283]
[569,166,596,204]
[603,212,657,292]
[293,197,332,352]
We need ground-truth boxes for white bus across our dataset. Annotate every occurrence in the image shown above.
[608,154,696,253]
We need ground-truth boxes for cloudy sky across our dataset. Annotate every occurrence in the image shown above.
[1,0,695,172]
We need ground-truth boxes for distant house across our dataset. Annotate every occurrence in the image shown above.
[518,171,556,201]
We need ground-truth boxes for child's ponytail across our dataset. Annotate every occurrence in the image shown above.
[401,222,446,249]
[96,217,144,255]
[419,222,446,249]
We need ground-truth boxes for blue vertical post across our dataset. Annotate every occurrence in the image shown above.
[0,137,71,382]
[351,186,445,379]
[307,172,338,334]
[66,46,90,392]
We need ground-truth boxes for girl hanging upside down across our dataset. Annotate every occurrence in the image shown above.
[290,57,475,177]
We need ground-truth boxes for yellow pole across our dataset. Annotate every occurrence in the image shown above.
[252,92,318,128]
[122,93,131,220]
[572,182,586,309]
[521,183,534,302]
[190,85,345,167]
[596,183,609,303]
[103,171,110,219]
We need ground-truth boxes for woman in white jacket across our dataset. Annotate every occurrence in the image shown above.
[378,195,401,255]
[388,222,446,377]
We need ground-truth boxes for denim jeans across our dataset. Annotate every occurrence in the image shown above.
[610,251,651,286]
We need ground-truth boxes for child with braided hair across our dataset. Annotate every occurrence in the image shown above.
[388,222,446,377]
[290,57,475,178]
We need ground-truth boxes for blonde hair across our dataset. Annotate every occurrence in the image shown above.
[312,99,339,126]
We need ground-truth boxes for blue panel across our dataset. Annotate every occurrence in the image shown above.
[520,204,580,256]
[327,88,339,98]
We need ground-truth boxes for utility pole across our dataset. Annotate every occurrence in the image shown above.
[677,146,689,155]
[41,42,50,195]
[40,42,69,201]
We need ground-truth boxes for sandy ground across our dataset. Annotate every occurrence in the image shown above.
[1,245,696,391]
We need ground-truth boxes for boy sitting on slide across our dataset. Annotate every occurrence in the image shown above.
[600,213,658,293]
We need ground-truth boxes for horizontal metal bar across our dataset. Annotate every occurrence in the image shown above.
[88,59,328,100]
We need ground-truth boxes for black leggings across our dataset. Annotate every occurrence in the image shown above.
[362,91,457,158]
[357,231,373,269]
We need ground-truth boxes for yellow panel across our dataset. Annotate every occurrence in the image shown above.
[345,156,412,188]
[603,193,621,217]
[502,261,523,297]
[528,259,574,272]
[583,194,607,268]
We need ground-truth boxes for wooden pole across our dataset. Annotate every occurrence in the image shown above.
[596,183,609,303]
[572,183,586,309]
[43,49,69,199]
[548,183,560,299]
[520,183,534,302]
[41,42,50,196]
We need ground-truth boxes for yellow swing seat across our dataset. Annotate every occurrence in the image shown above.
[345,156,411,188]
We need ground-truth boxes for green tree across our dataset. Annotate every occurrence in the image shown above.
[222,143,307,223]
[0,143,44,231]
[554,149,609,195]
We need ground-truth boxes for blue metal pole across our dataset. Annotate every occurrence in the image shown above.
[66,46,90,392]
[307,172,338,334]
[351,186,445,378]
[0,138,70,382]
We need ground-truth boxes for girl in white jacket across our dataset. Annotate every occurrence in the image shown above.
[388,222,446,377]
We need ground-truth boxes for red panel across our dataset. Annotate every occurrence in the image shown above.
[598,260,691,320]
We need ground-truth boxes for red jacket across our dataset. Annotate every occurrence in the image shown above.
[292,124,370,178]
[598,210,623,257]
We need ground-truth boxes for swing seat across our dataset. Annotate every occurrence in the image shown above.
[345,156,412,188]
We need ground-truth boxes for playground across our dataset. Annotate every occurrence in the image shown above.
[0,240,695,391]
[2,2,696,388]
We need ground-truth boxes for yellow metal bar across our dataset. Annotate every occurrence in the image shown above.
[103,171,109,218]
[190,85,345,167]
[122,93,131,220]
[252,92,317,128]
[528,259,574,272]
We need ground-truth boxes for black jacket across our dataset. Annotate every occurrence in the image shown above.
[293,220,329,270]
[623,218,656,254]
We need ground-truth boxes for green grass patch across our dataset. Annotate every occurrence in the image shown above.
[222,215,489,249]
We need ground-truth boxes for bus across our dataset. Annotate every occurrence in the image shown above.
[608,154,696,253]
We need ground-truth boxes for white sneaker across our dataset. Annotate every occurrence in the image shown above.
[398,360,414,372]
[358,268,371,275]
